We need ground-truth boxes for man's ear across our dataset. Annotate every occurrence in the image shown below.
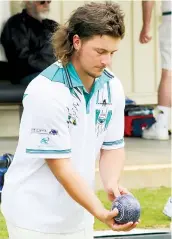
[73,35,81,51]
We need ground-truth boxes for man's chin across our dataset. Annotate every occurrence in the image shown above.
[87,73,100,79]
[94,71,104,78]
[38,11,49,20]
[87,70,104,79]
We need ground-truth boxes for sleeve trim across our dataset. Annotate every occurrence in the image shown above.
[103,138,124,146]
[26,149,71,154]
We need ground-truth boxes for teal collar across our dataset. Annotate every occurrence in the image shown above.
[65,62,83,88]
[64,62,114,93]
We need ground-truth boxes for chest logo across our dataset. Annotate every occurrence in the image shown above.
[95,108,112,136]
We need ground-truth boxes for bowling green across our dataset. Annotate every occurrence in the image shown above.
[0,187,171,239]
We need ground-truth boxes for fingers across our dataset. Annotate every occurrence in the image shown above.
[124,222,139,231]
[139,34,144,43]
[105,209,140,232]
[112,221,133,231]
[147,36,152,42]
[108,193,115,202]
[111,221,139,232]
[140,35,152,44]
[139,29,152,44]
[140,36,147,44]
[112,187,120,198]
[109,185,132,201]
[144,36,152,43]
[118,186,131,195]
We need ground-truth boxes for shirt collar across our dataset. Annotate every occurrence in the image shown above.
[65,62,114,93]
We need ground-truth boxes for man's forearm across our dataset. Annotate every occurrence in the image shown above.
[46,158,106,221]
[142,1,155,27]
[99,148,125,191]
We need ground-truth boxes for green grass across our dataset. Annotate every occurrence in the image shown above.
[94,187,171,230]
[0,187,171,239]
[0,211,8,239]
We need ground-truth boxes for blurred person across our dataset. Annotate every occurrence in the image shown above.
[0,0,10,61]
[1,1,58,85]
[163,196,172,218]
[1,2,139,239]
[139,1,171,140]
[140,0,172,219]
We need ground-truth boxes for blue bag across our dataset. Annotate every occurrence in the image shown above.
[0,168,7,188]
[0,154,14,192]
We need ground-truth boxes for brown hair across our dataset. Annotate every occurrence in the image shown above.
[52,1,125,65]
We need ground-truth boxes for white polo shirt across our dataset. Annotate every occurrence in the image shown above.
[1,62,125,233]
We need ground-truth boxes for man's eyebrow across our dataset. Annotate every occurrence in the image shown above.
[95,47,118,53]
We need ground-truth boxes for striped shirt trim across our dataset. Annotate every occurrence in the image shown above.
[64,68,72,88]
[65,67,73,88]
[104,69,114,79]
[75,87,82,95]
[64,67,81,101]
[26,149,71,154]
[107,81,111,104]
[103,138,124,146]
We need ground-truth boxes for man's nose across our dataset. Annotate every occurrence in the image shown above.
[44,2,50,8]
[100,54,112,67]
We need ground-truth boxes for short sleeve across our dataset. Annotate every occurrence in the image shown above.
[101,79,125,150]
[23,89,71,159]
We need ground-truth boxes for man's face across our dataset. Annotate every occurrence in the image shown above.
[74,35,121,79]
[34,1,51,19]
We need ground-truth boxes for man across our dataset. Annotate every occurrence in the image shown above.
[0,0,10,62]
[1,1,58,85]
[1,2,138,239]
[139,1,171,140]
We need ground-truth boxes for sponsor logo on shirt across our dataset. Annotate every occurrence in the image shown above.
[67,101,79,127]
[40,137,49,144]
[49,129,58,135]
[31,128,58,135]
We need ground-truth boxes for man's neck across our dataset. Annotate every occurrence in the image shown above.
[71,58,94,93]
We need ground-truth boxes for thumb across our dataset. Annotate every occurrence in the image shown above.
[109,208,119,218]
[146,36,152,42]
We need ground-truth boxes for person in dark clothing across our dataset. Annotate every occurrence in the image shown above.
[1,1,58,85]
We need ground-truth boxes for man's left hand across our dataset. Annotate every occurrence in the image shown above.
[106,184,132,202]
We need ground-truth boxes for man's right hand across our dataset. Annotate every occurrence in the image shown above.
[139,25,152,44]
[99,208,139,231]
[46,158,138,232]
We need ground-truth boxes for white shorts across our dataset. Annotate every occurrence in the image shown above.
[159,16,172,70]
[6,222,93,239]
